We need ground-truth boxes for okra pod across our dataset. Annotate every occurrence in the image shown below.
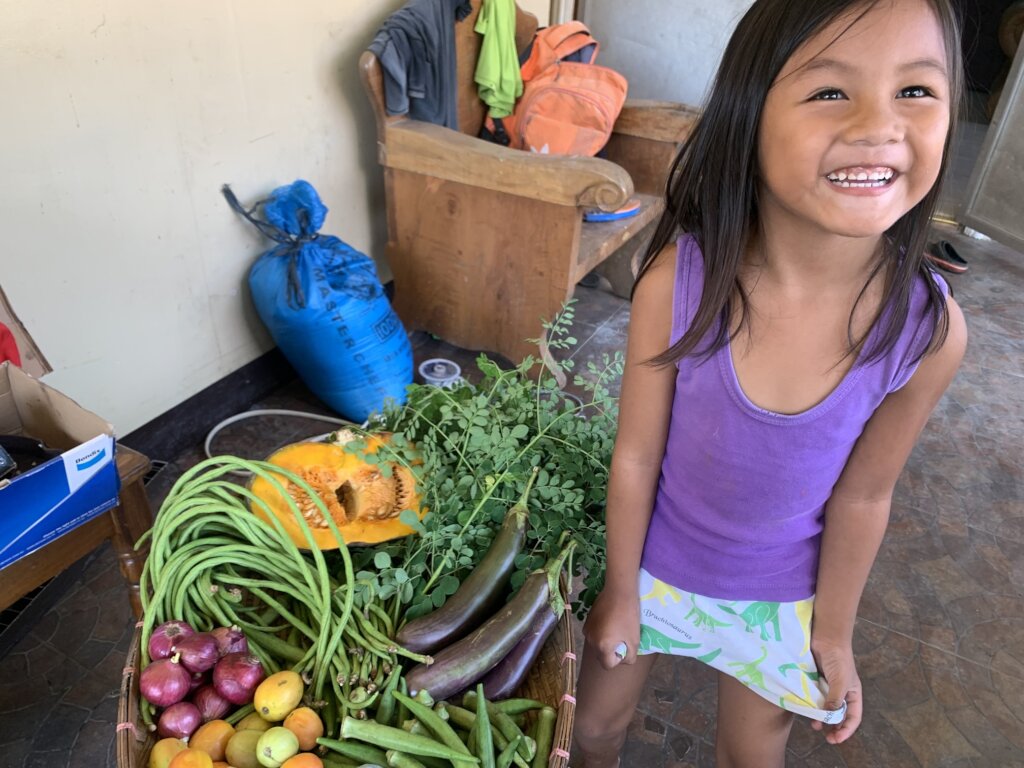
[474,684,496,768]
[392,690,475,768]
[337,717,481,762]
[376,665,402,727]
[531,707,557,768]
[316,736,388,765]
[387,751,428,768]
[462,692,547,716]
[473,699,535,763]
[497,736,522,768]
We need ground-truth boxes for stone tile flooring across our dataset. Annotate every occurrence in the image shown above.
[1,224,1021,767]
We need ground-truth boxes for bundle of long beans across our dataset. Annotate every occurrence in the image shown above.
[136,456,430,735]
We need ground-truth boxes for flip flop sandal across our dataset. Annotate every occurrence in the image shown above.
[925,240,968,273]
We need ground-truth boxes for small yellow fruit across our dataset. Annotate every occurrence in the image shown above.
[256,726,300,768]
[254,670,304,722]
[236,712,274,732]
[149,738,188,768]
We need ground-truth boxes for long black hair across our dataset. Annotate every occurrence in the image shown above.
[636,0,964,367]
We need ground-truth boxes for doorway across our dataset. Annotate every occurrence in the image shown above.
[938,0,1022,221]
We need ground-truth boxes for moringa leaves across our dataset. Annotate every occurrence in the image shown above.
[351,301,622,619]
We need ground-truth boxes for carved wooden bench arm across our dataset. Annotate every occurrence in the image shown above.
[379,119,633,211]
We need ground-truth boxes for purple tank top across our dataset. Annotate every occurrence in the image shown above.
[640,236,947,601]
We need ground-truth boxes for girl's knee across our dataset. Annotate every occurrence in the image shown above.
[715,673,794,767]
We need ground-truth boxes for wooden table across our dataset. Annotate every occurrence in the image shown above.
[0,445,153,618]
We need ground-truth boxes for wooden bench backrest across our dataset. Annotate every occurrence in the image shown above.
[454,0,539,136]
[361,0,539,138]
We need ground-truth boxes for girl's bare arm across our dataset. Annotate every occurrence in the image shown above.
[812,292,967,741]
[587,244,679,667]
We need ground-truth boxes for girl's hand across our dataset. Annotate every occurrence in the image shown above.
[811,638,863,744]
[583,586,641,670]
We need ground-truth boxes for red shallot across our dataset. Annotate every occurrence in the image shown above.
[148,620,195,661]
[210,625,249,657]
[192,684,233,722]
[174,632,219,674]
[213,652,265,705]
[156,700,202,740]
[139,654,191,708]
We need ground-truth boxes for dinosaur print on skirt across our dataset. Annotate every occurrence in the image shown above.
[635,568,847,724]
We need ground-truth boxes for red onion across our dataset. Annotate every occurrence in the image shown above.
[192,684,232,722]
[139,655,191,707]
[148,620,195,661]
[210,625,249,657]
[173,632,219,674]
[188,669,210,693]
[213,652,266,705]
[157,701,202,740]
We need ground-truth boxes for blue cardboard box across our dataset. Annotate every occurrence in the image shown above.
[0,362,121,570]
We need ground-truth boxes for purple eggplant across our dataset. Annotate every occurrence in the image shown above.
[396,474,535,654]
[476,597,560,700]
[405,539,575,702]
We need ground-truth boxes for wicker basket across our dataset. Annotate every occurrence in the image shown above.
[117,600,578,768]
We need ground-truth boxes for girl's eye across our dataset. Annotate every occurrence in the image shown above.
[810,88,845,101]
[897,85,932,98]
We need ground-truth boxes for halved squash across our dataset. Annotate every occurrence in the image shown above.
[249,436,423,549]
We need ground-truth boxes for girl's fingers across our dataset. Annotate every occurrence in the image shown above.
[826,687,862,744]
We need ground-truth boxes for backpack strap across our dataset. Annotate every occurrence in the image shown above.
[520,21,600,81]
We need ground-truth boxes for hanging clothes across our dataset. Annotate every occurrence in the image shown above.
[473,0,523,118]
[368,0,473,129]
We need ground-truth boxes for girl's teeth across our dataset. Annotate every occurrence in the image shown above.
[826,168,894,186]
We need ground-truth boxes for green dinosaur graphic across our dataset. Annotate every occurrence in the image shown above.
[778,662,820,681]
[728,646,769,689]
[639,624,702,654]
[685,594,731,632]
[697,648,723,664]
[718,601,782,642]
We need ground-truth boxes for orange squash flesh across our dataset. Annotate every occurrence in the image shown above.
[249,438,422,549]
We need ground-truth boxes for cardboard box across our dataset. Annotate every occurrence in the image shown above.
[0,362,120,569]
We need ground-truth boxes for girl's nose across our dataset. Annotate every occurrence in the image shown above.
[844,98,904,146]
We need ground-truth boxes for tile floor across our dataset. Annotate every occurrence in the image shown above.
[0,223,1021,767]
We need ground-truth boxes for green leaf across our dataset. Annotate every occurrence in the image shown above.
[399,508,427,535]
[438,575,460,596]
[374,551,392,570]
[510,424,529,440]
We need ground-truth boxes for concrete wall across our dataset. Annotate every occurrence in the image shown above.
[0,0,410,435]
[580,0,754,108]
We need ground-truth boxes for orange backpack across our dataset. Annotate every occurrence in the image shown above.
[484,22,628,157]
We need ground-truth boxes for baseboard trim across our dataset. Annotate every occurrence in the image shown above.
[121,348,296,462]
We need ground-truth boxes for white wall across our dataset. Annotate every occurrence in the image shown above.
[0,0,405,435]
[581,0,754,108]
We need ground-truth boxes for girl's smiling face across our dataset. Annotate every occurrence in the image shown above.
[757,0,951,243]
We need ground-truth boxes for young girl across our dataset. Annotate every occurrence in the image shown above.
[573,0,967,765]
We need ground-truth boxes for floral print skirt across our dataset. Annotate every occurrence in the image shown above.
[636,568,846,724]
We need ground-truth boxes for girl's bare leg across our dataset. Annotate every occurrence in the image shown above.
[715,672,795,768]
[571,643,658,768]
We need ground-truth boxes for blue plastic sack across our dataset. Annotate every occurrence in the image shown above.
[223,180,412,421]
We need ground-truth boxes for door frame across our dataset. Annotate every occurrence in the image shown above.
[960,35,1024,253]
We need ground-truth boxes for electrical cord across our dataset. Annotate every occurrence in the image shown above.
[204,409,366,477]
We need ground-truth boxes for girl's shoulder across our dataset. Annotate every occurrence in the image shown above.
[884,265,958,392]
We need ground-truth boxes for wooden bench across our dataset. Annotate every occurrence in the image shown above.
[360,1,698,363]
